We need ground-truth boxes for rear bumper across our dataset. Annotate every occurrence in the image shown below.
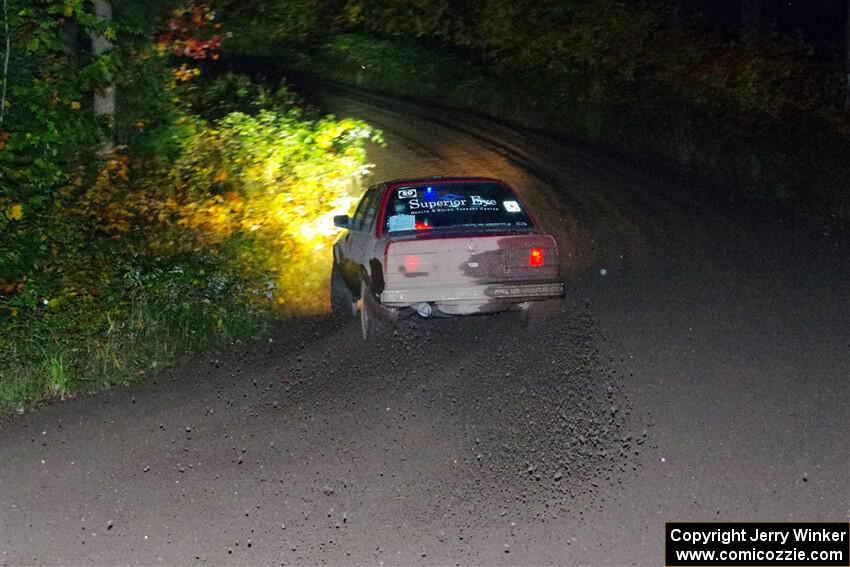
[380,280,564,307]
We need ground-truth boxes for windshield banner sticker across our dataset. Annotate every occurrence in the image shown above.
[503,200,521,213]
[409,198,467,210]
[471,196,497,207]
[384,183,531,231]
[405,195,501,212]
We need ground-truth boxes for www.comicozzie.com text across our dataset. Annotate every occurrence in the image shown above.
[670,527,848,546]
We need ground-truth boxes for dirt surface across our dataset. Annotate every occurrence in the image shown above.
[1,82,848,566]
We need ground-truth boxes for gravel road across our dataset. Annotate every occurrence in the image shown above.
[1,80,848,566]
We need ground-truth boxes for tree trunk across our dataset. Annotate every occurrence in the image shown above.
[91,0,114,152]
[741,0,761,41]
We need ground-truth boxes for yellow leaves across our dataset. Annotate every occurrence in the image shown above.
[70,101,81,110]
[345,2,363,24]
[314,131,335,150]
[76,150,137,236]
[64,5,73,17]
[157,108,380,314]
[174,64,202,82]
[6,203,23,221]
[0,280,23,293]
[133,121,146,130]
[177,199,235,240]
[0,281,23,318]
[101,203,131,236]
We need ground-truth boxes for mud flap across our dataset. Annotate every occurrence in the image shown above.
[360,280,396,341]
[330,262,357,318]
[518,297,565,329]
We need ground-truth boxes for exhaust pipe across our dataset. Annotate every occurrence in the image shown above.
[413,302,433,318]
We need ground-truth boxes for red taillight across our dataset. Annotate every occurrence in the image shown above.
[529,247,544,267]
[415,221,431,230]
[404,255,420,271]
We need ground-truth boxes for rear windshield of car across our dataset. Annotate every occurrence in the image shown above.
[383,182,533,233]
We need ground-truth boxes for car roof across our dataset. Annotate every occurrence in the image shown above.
[382,176,507,189]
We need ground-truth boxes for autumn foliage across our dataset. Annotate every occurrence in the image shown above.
[0,1,381,411]
[157,1,223,82]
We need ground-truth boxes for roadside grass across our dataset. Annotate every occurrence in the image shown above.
[274,34,850,227]
[45,354,70,401]
[0,292,268,414]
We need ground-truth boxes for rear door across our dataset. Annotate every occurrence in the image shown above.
[337,185,383,286]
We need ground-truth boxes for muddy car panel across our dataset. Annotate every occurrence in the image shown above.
[333,177,564,316]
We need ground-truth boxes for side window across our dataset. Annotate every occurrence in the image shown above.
[351,188,377,231]
[361,188,384,233]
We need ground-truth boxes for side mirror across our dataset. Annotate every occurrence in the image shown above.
[333,214,351,229]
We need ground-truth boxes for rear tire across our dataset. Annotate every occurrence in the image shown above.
[330,262,356,318]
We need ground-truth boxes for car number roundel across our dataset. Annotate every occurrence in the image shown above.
[503,200,521,212]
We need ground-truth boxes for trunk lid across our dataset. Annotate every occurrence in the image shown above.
[384,230,559,284]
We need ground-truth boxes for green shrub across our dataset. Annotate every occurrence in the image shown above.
[0,0,382,415]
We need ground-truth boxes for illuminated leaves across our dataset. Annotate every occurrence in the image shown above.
[0,2,382,336]
[173,63,202,82]
[6,204,23,221]
[165,106,381,312]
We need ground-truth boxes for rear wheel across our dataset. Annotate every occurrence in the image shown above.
[330,262,356,318]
